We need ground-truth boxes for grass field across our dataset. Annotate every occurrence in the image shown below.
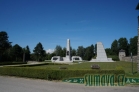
[33,61,139,77]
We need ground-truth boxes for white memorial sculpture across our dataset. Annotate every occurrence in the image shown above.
[90,42,113,62]
[51,39,82,62]
[66,39,71,61]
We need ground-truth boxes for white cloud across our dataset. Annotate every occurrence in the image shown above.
[46,49,54,54]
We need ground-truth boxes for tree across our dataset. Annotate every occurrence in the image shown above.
[77,46,85,58]
[90,44,95,56]
[23,45,31,62]
[33,42,45,61]
[84,44,94,60]
[71,49,76,56]
[2,47,13,61]
[111,40,118,55]
[118,37,129,56]
[22,48,26,62]
[105,48,112,56]
[0,31,12,61]
[26,45,31,61]
[94,44,97,56]
[30,53,36,61]
[11,44,23,61]
[62,47,66,57]
[129,36,137,55]
[84,47,91,60]
[54,45,63,56]
[46,52,56,60]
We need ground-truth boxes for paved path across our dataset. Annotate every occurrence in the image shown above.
[0,76,139,92]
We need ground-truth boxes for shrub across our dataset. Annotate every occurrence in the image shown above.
[115,66,124,70]
[108,55,119,61]
[0,62,27,65]
[13,63,68,67]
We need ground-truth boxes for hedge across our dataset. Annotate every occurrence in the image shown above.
[0,62,27,65]
[0,67,125,81]
[14,63,69,67]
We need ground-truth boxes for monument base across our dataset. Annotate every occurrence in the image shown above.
[51,39,82,63]
[90,58,114,62]
[51,56,82,62]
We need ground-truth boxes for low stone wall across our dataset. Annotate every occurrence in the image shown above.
[122,56,137,62]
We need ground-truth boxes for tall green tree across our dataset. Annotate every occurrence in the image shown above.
[23,45,31,62]
[2,47,13,61]
[33,42,45,61]
[118,37,129,55]
[111,39,118,55]
[0,31,12,61]
[129,36,137,55]
[94,44,97,56]
[62,47,66,57]
[90,44,95,56]
[26,45,31,61]
[84,47,91,60]
[83,45,94,61]
[22,48,26,62]
[11,44,23,61]
[77,46,85,58]
[46,52,56,60]
[54,45,63,56]
[84,44,94,60]
[105,48,112,56]
[71,49,76,56]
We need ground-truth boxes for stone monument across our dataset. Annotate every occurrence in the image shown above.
[90,42,113,62]
[66,39,71,61]
[51,39,82,62]
[136,3,139,72]
[96,42,108,61]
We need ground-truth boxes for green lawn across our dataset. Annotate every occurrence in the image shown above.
[34,61,139,77]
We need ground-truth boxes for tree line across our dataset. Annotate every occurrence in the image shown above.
[0,31,138,62]
[106,36,137,56]
[0,31,46,62]
[53,45,95,61]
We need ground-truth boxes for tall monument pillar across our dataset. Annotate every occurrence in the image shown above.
[66,39,71,61]
[96,42,108,61]
[136,3,139,72]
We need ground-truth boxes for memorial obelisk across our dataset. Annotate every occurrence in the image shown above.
[66,39,71,61]
[96,42,108,61]
[136,3,139,72]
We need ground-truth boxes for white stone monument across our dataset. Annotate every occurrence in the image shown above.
[90,42,113,62]
[51,39,82,62]
[66,39,71,61]
[96,42,108,61]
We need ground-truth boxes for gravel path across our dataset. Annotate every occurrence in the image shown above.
[0,76,139,92]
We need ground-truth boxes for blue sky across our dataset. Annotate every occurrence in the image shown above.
[0,0,139,53]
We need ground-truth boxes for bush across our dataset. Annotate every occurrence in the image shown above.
[108,55,119,61]
[14,63,68,67]
[0,67,125,81]
[0,62,27,65]
[115,66,124,70]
